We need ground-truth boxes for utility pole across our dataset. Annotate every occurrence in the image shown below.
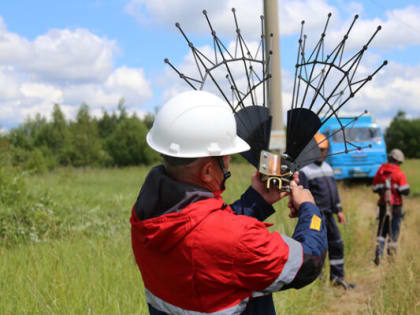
[264,0,285,151]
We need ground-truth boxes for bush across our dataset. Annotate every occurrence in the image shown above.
[25,148,57,173]
[0,167,62,246]
[10,147,56,174]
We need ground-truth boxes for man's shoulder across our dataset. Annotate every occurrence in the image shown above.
[300,163,318,174]
[300,162,333,180]
[321,161,333,172]
[395,167,408,182]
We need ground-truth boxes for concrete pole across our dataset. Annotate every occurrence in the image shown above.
[264,0,285,151]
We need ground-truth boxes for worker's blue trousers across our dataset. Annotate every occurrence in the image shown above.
[325,212,345,280]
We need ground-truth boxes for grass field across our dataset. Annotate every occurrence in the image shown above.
[1,160,420,314]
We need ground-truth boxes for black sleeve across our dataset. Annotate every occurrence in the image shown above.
[399,188,410,196]
[230,186,275,221]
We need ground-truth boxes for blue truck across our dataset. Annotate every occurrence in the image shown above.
[318,115,387,180]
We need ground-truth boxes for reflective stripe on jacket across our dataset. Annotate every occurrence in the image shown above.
[372,163,409,205]
[131,165,327,314]
[299,162,342,214]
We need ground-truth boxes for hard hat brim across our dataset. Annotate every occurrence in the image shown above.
[146,132,250,158]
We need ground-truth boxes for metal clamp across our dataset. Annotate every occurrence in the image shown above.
[259,150,293,191]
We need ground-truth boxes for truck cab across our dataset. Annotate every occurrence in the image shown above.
[319,116,387,180]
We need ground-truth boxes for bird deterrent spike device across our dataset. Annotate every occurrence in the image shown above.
[164,10,387,191]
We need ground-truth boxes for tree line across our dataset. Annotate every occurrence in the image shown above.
[0,102,161,172]
[0,107,418,173]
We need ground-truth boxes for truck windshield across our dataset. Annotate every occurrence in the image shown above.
[332,127,382,143]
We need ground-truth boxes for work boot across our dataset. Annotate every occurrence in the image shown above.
[331,278,356,290]
[387,246,397,256]
[374,245,383,266]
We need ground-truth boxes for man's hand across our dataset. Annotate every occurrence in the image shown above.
[337,212,346,224]
[288,181,315,218]
[251,171,299,204]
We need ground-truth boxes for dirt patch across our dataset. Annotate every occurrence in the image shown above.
[318,266,383,314]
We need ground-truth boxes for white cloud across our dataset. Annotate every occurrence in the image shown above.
[327,6,420,51]
[279,58,420,129]
[27,28,116,82]
[126,0,262,41]
[0,67,20,100]
[279,0,339,35]
[125,0,340,38]
[61,67,153,110]
[0,23,116,83]
[20,83,63,102]
[128,0,420,57]
[161,40,268,108]
[0,17,153,129]
[151,1,420,130]
[62,84,120,109]
[0,19,31,65]
[105,66,153,104]
[0,101,16,121]
[340,61,420,127]
[163,35,420,129]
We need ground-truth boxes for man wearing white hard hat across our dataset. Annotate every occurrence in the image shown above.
[372,148,410,265]
[130,90,327,315]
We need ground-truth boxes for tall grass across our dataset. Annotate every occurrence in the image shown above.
[401,159,420,196]
[1,161,420,314]
[366,195,420,314]
[0,234,150,314]
[0,167,149,247]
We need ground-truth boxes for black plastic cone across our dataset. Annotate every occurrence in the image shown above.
[294,137,322,170]
[286,108,322,161]
[235,106,272,168]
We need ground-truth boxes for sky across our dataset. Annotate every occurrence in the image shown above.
[1,0,420,133]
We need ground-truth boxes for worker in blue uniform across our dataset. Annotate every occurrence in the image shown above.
[299,133,355,290]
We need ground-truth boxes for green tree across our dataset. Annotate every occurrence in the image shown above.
[97,110,118,139]
[9,114,47,150]
[50,104,69,148]
[386,110,420,158]
[117,98,128,122]
[105,116,160,166]
[143,112,155,130]
[0,132,11,166]
[69,104,105,166]
[41,104,71,165]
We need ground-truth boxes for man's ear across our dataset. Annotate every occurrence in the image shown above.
[200,160,214,183]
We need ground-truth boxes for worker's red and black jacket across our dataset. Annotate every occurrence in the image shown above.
[131,165,327,315]
[299,162,342,214]
[372,163,410,206]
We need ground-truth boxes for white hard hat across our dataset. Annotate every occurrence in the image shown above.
[389,148,404,163]
[146,90,250,158]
